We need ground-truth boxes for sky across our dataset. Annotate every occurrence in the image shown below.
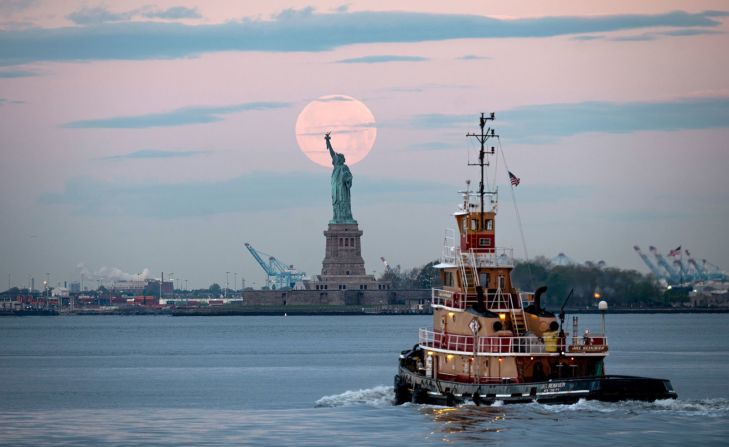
[1,0,728,290]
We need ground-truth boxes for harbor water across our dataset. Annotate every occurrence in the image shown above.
[1,314,727,446]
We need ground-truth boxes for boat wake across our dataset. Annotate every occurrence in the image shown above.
[530,397,729,417]
[315,386,393,408]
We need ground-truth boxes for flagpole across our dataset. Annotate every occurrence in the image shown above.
[498,137,529,262]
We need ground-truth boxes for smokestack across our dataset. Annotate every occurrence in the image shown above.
[475,286,485,312]
[534,286,548,312]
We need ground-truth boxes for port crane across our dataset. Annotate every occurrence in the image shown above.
[244,243,306,290]
[634,245,728,284]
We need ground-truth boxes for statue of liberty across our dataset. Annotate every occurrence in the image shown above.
[325,132,356,224]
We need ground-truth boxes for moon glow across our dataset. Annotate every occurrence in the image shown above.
[295,95,377,167]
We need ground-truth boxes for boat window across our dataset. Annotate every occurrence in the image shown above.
[444,271,454,287]
[471,219,478,231]
[487,220,493,230]
[479,273,489,287]
[498,276,505,289]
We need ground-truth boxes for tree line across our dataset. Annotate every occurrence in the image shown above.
[378,256,676,308]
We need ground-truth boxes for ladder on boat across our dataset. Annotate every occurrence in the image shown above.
[495,287,528,336]
[458,250,480,296]
[510,307,527,336]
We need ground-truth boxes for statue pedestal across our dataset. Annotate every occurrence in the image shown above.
[321,223,367,276]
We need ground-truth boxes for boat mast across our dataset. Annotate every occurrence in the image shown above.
[466,113,497,229]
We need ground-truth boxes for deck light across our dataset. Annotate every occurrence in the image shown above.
[427,351,434,356]
[498,313,506,320]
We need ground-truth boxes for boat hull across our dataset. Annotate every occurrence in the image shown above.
[394,366,677,406]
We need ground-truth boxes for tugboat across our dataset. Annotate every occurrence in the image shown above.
[394,113,677,406]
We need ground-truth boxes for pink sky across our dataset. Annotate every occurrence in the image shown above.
[1,1,728,289]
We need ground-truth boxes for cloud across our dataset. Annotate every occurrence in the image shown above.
[315,95,354,102]
[0,0,37,15]
[336,55,428,64]
[611,28,723,41]
[40,172,449,218]
[0,69,39,77]
[101,149,210,160]
[457,54,491,60]
[571,35,604,41]
[411,97,729,143]
[569,29,722,42]
[66,7,136,25]
[142,6,201,20]
[0,97,23,106]
[64,101,290,128]
[66,5,202,25]
[1,9,726,65]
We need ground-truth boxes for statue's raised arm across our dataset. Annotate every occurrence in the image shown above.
[325,132,335,161]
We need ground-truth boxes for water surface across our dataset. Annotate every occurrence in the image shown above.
[1,314,727,446]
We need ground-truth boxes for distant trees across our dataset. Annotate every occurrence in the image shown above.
[510,258,664,308]
[377,260,443,289]
[208,283,222,296]
[381,256,669,307]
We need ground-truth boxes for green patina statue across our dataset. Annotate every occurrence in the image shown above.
[325,132,356,224]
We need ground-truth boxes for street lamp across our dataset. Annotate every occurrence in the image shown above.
[225,272,230,298]
[169,273,174,299]
[234,273,238,297]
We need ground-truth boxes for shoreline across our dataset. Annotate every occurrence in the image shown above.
[3,306,728,316]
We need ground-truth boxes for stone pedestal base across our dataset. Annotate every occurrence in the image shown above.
[321,223,366,276]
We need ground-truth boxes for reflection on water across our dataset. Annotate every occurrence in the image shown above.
[420,398,729,446]
[423,405,508,435]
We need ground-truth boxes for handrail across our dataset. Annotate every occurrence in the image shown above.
[418,328,608,355]
[441,237,514,267]
[431,289,524,311]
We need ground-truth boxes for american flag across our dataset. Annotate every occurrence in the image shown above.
[668,246,682,257]
[508,171,520,187]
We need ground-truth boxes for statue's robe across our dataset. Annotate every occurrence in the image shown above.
[331,153,354,222]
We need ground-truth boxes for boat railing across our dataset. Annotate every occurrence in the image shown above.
[568,335,609,353]
[441,235,514,267]
[467,248,514,268]
[418,328,608,355]
[419,328,475,353]
[431,289,523,311]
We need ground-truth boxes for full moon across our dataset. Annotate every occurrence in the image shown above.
[295,95,377,167]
